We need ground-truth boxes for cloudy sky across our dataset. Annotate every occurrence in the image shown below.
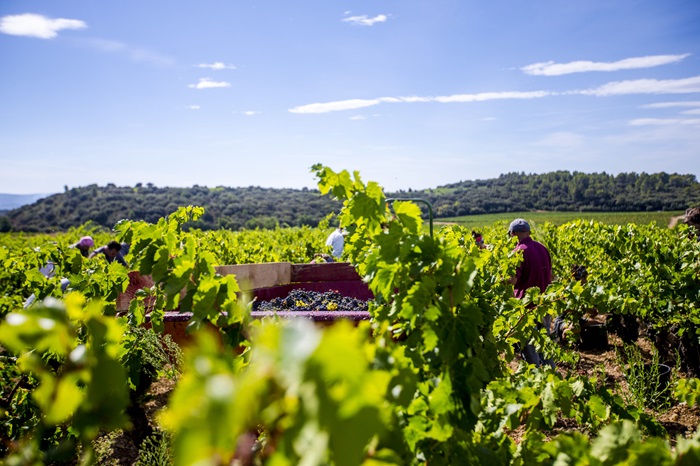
[1,1,699,194]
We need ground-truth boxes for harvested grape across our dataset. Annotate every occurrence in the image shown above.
[253,289,369,312]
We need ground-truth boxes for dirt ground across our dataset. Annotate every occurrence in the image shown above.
[669,215,687,228]
[561,331,700,441]
[95,378,175,465]
[502,325,700,447]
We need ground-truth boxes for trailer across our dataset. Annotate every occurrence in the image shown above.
[117,261,373,344]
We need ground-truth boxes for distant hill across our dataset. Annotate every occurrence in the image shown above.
[3,184,342,232]
[2,171,699,232]
[0,193,52,211]
[400,171,700,218]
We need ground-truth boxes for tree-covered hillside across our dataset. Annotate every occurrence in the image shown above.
[404,171,700,217]
[2,171,699,232]
[3,184,341,232]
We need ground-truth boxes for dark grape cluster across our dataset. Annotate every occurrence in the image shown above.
[253,289,369,312]
[571,264,588,282]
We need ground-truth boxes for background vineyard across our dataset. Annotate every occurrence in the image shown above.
[1,166,700,464]
[439,210,686,230]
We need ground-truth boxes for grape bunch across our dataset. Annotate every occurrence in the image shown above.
[571,264,588,282]
[253,289,369,312]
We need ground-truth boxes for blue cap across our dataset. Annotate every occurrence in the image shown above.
[508,218,530,234]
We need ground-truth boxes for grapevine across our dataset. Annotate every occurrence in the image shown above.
[0,167,698,464]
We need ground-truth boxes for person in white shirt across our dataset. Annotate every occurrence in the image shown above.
[325,226,346,259]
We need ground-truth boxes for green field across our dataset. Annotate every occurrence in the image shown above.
[435,210,686,231]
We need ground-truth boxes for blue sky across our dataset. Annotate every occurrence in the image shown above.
[1,1,699,194]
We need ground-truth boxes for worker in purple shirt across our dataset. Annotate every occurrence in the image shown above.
[506,218,555,368]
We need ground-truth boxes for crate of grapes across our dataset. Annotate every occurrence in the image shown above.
[217,262,374,322]
[117,262,373,342]
[240,262,372,323]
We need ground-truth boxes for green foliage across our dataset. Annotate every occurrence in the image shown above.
[675,378,700,407]
[1,166,700,464]
[442,210,685,230]
[0,295,129,463]
[448,219,700,371]
[513,420,700,465]
[135,431,173,466]
[479,366,665,448]
[618,344,672,409]
[314,165,505,462]
[116,206,245,332]
[0,350,39,456]
[0,230,131,318]
[120,326,182,399]
[201,225,329,265]
[541,220,700,341]
[159,320,389,466]
[92,429,123,466]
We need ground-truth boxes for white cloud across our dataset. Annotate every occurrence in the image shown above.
[433,91,550,103]
[349,115,367,120]
[243,111,259,116]
[290,98,381,114]
[642,101,700,109]
[187,105,200,110]
[290,75,700,115]
[342,14,388,26]
[578,75,700,96]
[682,108,700,115]
[289,91,550,114]
[629,118,700,126]
[188,78,231,89]
[0,13,86,39]
[522,54,690,76]
[195,62,236,70]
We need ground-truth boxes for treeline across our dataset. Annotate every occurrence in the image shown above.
[405,171,700,217]
[2,171,699,232]
[2,184,341,233]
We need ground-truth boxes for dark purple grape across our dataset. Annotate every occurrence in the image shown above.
[253,289,369,312]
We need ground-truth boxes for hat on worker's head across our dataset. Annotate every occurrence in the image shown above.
[78,236,94,248]
[685,207,700,226]
[508,218,530,234]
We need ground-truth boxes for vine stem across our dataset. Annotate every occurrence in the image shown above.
[503,295,566,339]
[1,374,27,409]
